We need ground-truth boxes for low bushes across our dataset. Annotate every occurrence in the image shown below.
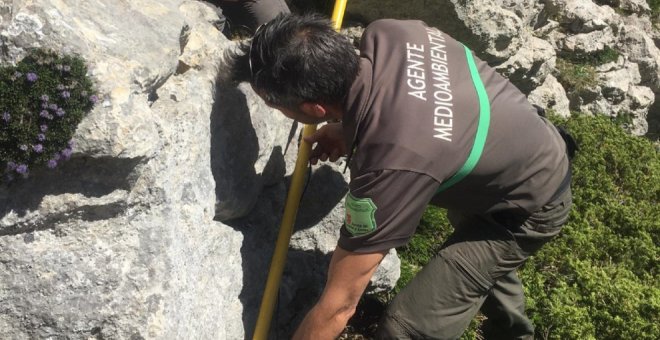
[0,49,97,183]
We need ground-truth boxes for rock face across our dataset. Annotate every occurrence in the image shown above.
[0,1,398,339]
[344,0,659,135]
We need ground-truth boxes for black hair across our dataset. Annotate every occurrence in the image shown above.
[226,13,359,109]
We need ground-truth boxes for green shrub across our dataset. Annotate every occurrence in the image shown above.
[522,114,659,339]
[394,115,659,339]
[649,0,660,25]
[0,49,96,183]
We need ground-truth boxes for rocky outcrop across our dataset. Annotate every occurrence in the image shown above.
[0,1,399,339]
[344,0,659,135]
[1,0,658,338]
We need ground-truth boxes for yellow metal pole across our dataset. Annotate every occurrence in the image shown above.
[331,0,348,31]
[252,1,349,339]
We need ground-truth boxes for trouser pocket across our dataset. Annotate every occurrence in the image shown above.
[513,187,573,256]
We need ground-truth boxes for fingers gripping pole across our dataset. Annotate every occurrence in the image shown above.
[252,2,348,340]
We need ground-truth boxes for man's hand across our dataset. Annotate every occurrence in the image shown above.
[304,122,346,165]
[292,246,387,340]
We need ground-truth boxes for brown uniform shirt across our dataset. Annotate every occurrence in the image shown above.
[338,19,569,253]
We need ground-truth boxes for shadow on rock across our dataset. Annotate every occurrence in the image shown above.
[211,84,262,221]
[0,156,142,220]
[223,163,347,339]
[294,164,348,231]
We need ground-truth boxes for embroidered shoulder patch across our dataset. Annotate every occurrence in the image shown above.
[345,193,377,236]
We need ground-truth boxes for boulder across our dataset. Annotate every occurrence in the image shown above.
[497,36,556,94]
[544,0,616,33]
[578,59,655,135]
[1,1,246,339]
[561,28,616,55]
[528,75,571,117]
[619,23,660,92]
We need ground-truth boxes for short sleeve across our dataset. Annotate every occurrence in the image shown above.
[338,169,439,253]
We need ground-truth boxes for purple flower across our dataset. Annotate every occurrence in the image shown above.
[40,124,48,132]
[67,140,75,148]
[26,72,38,82]
[52,153,61,161]
[16,164,28,174]
[41,102,49,109]
[49,103,58,110]
[89,95,99,104]
[6,161,17,171]
[61,91,70,99]
[41,94,49,101]
[47,159,58,168]
[19,144,28,151]
[40,110,49,118]
[33,144,43,153]
[56,108,65,117]
[2,111,9,122]
[37,133,46,141]
[61,148,73,160]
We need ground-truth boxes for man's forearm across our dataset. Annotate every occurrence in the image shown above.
[292,301,355,340]
[291,247,387,340]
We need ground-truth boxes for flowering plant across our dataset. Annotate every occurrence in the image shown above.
[0,49,97,183]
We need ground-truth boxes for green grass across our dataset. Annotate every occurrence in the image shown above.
[556,58,599,93]
[553,46,619,98]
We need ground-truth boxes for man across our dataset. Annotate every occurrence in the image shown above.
[228,13,573,340]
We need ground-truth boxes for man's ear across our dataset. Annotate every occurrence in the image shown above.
[300,102,327,118]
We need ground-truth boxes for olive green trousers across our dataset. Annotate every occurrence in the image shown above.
[376,187,572,340]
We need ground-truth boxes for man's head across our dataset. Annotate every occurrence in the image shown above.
[229,13,359,123]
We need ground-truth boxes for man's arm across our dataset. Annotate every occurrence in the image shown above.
[292,246,387,340]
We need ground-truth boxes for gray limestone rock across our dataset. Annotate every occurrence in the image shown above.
[497,36,556,94]
[561,28,617,55]
[545,0,617,33]
[528,75,571,117]
[620,23,660,92]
